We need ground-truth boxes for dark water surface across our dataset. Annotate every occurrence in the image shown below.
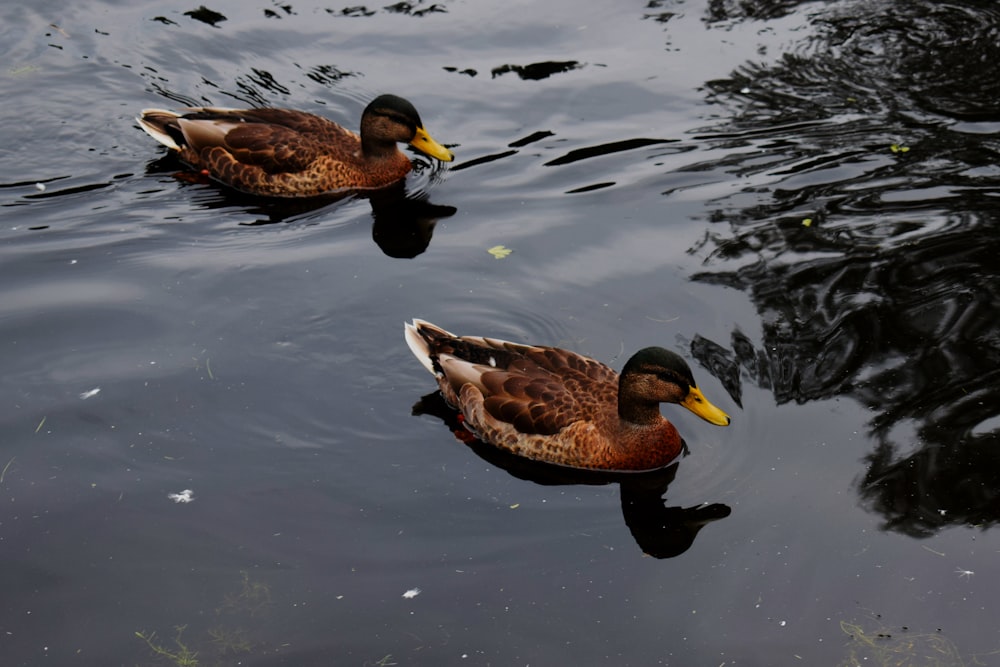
[3,0,1000,664]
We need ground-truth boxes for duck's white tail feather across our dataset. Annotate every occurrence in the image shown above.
[136,109,183,150]
[404,319,441,375]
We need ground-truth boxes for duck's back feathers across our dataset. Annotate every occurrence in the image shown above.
[405,319,617,436]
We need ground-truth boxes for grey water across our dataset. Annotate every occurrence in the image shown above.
[3,0,1000,664]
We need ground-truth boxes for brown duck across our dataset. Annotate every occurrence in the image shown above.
[137,94,454,197]
[405,319,731,471]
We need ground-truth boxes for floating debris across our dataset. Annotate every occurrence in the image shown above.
[168,489,195,503]
[402,587,421,599]
[487,245,513,259]
[1,457,14,483]
[79,387,101,400]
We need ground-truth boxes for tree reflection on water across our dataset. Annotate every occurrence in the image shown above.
[686,0,1000,536]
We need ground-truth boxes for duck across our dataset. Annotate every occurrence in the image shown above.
[404,319,731,471]
[136,94,454,197]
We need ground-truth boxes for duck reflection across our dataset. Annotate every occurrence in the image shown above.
[413,391,731,559]
[368,188,456,258]
[143,156,455,257]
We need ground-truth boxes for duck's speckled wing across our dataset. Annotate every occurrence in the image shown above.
[178,108,360,170]
[440,337,620,436]
[212,124,323,172]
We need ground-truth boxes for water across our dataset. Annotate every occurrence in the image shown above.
[3,0,1000,664]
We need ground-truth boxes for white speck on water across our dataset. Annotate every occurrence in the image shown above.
[168,489,194,503]
[35,183,46,191]
[79,387,101,399]
[402,587,421,599]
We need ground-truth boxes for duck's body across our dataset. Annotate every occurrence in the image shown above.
[137,94,453,197]
[404,319,731,471]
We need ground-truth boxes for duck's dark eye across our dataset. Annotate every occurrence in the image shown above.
[381,110,416,131]
[656,370,685,387]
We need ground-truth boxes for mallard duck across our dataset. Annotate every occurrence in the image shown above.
[404,319,731,471]
[137,94,454,197]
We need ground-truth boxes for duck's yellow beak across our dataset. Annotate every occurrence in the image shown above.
[681,387,731,426]
[411,126,454,162]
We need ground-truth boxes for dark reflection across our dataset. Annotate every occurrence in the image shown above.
[413,392,732,559]
[369,189,456,258]
[442,66,478,77]
[265,4,294,19]
[143,156,455,256]
[11,180,112,201]
[565,182,615,194]
[184,6,227,27]
[642,1,676,24]
[335,6,376,16]
[383,1,447,16]
[544,138,678,167]
[816,1,1000,122]
[3,174,133,207]
[691,334,743,408]
[302,64,355,85]
[509,131,555,148]
[703,0,805,23]
[234,69,290,106]
[450,150,519,171]
[450,131,555,172]
[686,0,1000,535]
[700,0,1000,125]
[329,0,448,18]
[861,432,1000,538]
[491,61,581,81]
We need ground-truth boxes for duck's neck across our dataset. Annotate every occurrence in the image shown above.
[615,409,681,470]
[361,137,401,159]
[614,373,684,469]
[617,375,664,426]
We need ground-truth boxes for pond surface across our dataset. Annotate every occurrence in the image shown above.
[3,0,1000,664]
